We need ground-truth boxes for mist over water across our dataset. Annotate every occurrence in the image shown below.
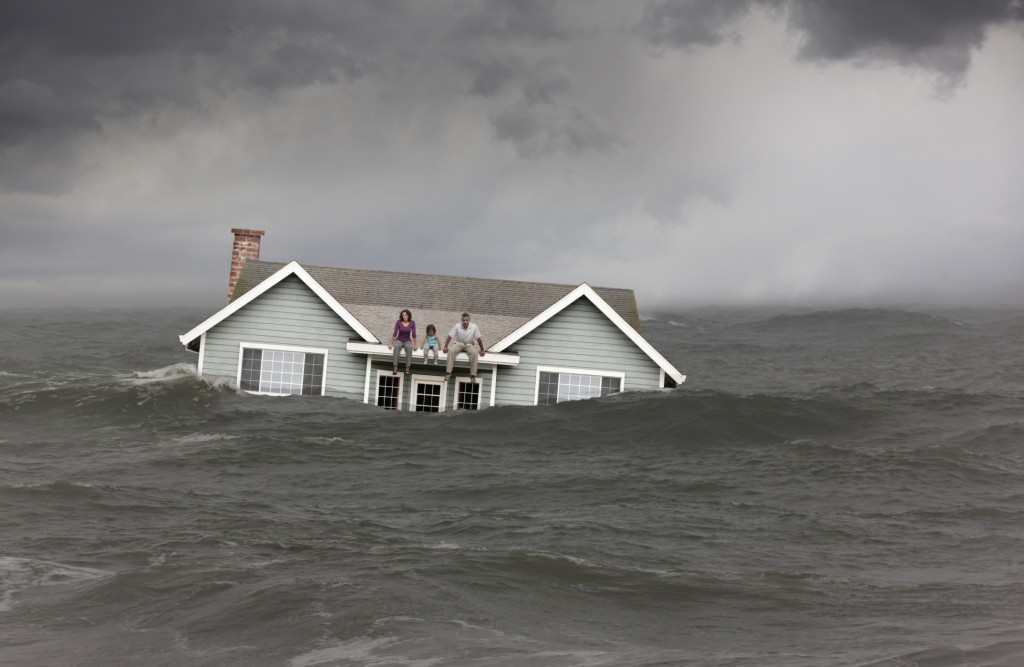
[2,307,1023,666]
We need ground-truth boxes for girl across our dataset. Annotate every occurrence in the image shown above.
[388,309,417,375]
[421,324,440,364]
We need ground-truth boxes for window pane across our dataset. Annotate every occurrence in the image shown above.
[415,383,442,412]
[240,348,263,391]
[601,376,621,396]
[377,375,401,410]
[457,381,480,410]
[241,348,324,395]
[302,353,325,395]
[538,372,558,405]
[546,371,619,404]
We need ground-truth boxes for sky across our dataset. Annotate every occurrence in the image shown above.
[1,0,1022,311]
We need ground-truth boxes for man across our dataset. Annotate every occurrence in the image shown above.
[443,312,485,382]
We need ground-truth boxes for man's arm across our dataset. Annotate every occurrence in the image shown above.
[443,335,452,352]
[477,337,485,356]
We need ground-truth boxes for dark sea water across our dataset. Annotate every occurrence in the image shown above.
[2,306,1024,667]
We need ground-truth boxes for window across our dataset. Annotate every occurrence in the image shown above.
[456,380,480,410]
[414,382,443,412]
[537,369,622,405]
[377,373,403,410]
[239,345,325,395]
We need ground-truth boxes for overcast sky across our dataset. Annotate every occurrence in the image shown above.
[2,0,1022,310]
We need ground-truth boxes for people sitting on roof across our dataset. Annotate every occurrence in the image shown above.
[443,312,485,382]
[421,324,440,365]
[388,309,417,375]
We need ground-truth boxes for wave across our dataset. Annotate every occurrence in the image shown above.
[0,557,113,612]
[731,308,973,335]
[129,362,203,384]
[288,617,685,667]
[858,640,1024,667]
[0,363,239,423]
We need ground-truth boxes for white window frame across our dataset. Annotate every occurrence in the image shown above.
[453,376,483,411]
[533,366,626,406]
[408,374,447,412]
[375,369,405,410]
[237,342,329,396]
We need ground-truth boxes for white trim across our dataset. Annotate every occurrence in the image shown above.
[408,374,447,412]
[534,365,626,406]
[374,369,404,409]
[197,332,207,375]
[179,261,378,347]
[236,341,330,397]
[659,368,665,389]
[489,366,497,408]
[363,356,373,404]
[536,365,626,380]
[240,341,329,356]
[346,341,519,366]
[490,283,685,385]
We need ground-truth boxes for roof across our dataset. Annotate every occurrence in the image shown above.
[231,260,643,333]
[181,260,685,384]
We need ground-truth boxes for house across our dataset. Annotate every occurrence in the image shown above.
[178,229,685,411]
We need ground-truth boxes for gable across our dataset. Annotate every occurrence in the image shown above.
[179,261,377,348]
[491,285,685,384]
[516,297,640,349]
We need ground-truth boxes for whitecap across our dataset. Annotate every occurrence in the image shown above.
[290,636,409,667]
[0,557,113,612]
[174,433,239,443]
[131,363,199,383]
[530,550,594,567]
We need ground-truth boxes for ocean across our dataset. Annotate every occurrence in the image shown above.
[1,306,1023,667]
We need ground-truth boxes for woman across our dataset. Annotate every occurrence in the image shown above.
[388,308,417,375]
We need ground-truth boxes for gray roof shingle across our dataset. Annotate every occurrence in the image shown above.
[231,260,643,344]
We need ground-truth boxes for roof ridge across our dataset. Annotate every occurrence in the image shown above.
[247,259,635,295]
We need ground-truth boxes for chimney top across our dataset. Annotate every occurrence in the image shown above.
[228,228,266,302]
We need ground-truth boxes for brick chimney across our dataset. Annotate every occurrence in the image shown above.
[228,228,265,302]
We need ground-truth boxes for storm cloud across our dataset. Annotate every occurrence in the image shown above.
[0,1,1022,309]
[640,0,1024,84]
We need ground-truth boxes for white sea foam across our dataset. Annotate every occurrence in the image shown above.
[147,552,169,567]
[290,636,429,667]
[174,432,239,443]
[130,362,199,384]
[291,621,628,667]
[0,557,113,612]
[530,550,594,568]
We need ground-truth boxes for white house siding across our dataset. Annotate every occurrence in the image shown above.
[200,275,367,398]
[494,298,663,406]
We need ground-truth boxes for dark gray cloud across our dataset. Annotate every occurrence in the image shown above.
[0,0,599,192]
[246,41,372,91]
[0,2,1022,308]
[462,55,609,156]
[0,78,99,146]
[491,102,620,157]
[639,0,763,49]
[448,0,570,44]
[639,0,1024,82]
